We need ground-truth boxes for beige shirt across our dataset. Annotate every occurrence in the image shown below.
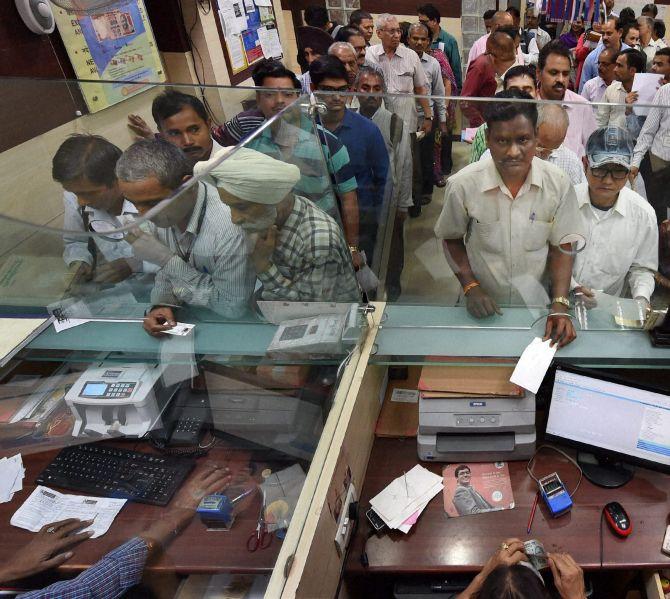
[365,43,428,132]
[572,182,658,301]
[435,156,584,306]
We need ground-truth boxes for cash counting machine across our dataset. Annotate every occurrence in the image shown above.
[417,392,536,462]
[65,363,165,437]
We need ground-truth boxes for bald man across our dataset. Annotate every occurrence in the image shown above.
[467,10,525,68]
[197,149,360,302]
[328,41,359,87]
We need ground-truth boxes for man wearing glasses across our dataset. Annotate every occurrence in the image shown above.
[572,127,657,311]
[364,14,433,137]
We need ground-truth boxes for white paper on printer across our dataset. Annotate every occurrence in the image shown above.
[0,454,25,503]
[370,465,443,529]
[11,486,126,538]
[510,337,557,394]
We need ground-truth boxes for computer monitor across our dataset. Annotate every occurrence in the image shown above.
[546,365,670,488]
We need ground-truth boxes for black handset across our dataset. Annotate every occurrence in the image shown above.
[167,395,210,446]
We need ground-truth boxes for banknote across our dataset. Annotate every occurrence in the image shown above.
[524,539,549,570]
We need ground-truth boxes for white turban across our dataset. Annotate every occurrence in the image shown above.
[194,147,300,205]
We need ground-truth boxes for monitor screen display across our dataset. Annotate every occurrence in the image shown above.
[547,369,670,467]
[82,382,108,397]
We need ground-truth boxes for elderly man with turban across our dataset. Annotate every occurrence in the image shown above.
[115,139,256,336]
[196,147,360,303]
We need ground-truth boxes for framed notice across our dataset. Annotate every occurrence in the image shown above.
[52,0,165,113]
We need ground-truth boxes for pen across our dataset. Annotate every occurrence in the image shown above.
[403,471,408,497]
[527,491,540,534]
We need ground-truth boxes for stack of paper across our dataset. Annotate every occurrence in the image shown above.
[370,464,443,533]
[0,454,24,503]
[418,365,524,399]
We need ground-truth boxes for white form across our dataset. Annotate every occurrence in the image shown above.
[11,486,126,538]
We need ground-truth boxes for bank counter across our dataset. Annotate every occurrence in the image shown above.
[1,78,670,599]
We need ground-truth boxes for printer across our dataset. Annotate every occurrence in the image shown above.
[65,363,165,437]
[417,392,536,462]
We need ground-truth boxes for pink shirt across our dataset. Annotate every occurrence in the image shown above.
[466,33,525,69]
[544,89,597,158]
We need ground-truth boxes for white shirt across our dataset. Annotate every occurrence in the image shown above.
[365,43,428,131]
[595,81,644,141]
[581,76,609,107]
[572,182,658,300]
[434,156,584,305]
[418,51,446,123]
[62,192,143,270]
[632,82,670,168]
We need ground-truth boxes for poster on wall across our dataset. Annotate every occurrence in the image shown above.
[52,0,165,113]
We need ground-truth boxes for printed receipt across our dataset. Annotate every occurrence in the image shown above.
[11,486,126,538]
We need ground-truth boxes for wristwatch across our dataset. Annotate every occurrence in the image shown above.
[552,296,571,309]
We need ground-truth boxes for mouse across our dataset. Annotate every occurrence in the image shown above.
[603,502,632,538]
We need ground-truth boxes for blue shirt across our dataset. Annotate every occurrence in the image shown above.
[327,109,389,216]
[579,41,629,92]
[19,537,147,599]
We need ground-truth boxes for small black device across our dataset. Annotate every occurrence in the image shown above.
[650,308,670,347]
[165,395,210,446]
[545,365,670,488]
[603,502,632,538]
[366,506,387,533]
[36,444,194,506]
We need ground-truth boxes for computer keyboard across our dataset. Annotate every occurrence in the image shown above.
[36,444,195,506]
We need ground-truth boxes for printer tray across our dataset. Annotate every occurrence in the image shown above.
[436,432,515,453]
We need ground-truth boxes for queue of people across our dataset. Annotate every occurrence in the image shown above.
[49,8,669,362]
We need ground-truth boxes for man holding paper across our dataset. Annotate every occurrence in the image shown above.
[572,127,658,311]
[435,90,583,348]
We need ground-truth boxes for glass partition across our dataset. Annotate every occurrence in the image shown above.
[1,72,670,596]
[0,78,369,597]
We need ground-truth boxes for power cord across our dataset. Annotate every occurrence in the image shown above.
[526,444,583,498]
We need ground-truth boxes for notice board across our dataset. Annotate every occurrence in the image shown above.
[216,0,284,84]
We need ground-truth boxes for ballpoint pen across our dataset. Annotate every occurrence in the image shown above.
[527,491,540,534]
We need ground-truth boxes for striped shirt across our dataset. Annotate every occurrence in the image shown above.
[632,83,670,168]
[258,195,359,302]
[149,182,255,317]
[214,110,357,217]
[18,537,147,599]
[365,43,428,131]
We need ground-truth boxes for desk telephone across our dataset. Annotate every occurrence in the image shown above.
[151,390,210,448]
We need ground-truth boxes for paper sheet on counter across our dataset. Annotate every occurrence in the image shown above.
[0,454,25,503]
[11,486,126,538]
[510,337,557,394]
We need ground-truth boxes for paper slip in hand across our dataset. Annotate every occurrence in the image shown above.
[163,322,195,336]
[510,337,557,394]
[11,486,126,538]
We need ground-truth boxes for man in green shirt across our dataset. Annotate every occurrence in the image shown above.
[418,3,462,89]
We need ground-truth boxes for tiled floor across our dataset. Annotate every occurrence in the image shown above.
[398,141,470,306]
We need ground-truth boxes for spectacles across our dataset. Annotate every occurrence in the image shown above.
[590,165,629,179]
[380,28,402,35]
[318,85,350,93]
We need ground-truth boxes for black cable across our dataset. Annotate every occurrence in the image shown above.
[177,0,222,126]
[600,510,605,570]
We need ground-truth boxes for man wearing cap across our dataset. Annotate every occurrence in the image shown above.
[115,140,255,336]
[198,148,360,303]
[572,127,658,310]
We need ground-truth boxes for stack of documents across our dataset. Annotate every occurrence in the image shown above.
[0,454,24,503]
[11,486,126,537]
[370,465,443,533]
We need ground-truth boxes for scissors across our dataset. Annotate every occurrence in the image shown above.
[246,501,272,552]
